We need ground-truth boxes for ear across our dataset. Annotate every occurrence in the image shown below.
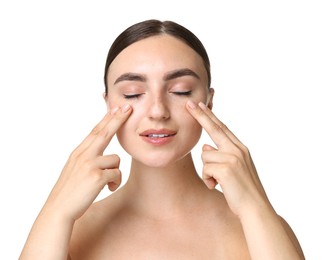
[103,92,110,112]
[206,88,214,110]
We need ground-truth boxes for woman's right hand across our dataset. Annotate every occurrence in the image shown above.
[43,104,132,222]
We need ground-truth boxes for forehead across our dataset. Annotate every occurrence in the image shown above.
[107,35,208,84]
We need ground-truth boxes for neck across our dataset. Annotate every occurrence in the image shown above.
[122,153,208,219]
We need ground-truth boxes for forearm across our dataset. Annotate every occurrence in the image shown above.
[19,207,74,260]
[241,203,303,260]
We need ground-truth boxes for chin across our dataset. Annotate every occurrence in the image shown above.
[135,160,177,169]
[140,160,172,168]
[131,150,192,169]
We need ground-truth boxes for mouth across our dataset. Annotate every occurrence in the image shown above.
[139,129,177,145]
[140,129,177,138]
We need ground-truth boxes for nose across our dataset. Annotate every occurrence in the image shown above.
[147,96,170,120]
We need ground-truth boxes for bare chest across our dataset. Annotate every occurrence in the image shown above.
[70,216,250,260]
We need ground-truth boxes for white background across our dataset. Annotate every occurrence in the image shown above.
[1,0,324,259]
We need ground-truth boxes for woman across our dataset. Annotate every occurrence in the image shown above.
[19,19,305,259]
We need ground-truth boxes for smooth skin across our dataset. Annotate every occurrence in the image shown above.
[186,101,304,259]
[19,35,304,259]
[19,105,133,259]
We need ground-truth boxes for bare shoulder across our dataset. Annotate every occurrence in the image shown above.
[69,189,125,256]
[207,190,251,258]
[279,215,305,259]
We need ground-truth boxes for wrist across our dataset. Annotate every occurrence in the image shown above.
[40,203,76,227]
[238,196,277,224]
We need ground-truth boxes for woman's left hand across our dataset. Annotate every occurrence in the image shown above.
[186,100,271,218]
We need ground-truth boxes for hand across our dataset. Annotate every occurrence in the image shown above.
[186,101,270,218]
[43,104,132,221]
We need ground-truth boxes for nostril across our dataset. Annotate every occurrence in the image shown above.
[148,101,170,120]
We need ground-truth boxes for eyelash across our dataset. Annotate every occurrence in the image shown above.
[123,91,192,99]
[173,91,192,96]
[123,94,143,99]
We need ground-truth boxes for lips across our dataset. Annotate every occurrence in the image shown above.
[139,129,177,145]
[140,129,177,137]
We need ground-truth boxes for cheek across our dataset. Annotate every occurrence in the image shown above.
[173,103,203,144]
[115,107,143,147]
[116,116,134,138]
[182,110,203,138]
[106,94,126,111]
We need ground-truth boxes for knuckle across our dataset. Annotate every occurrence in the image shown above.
[228,154,241,167]
[219,123,228,131]
[108,154,120,166]
[96,127,110,139]
[201,152,207,162]
[113,169,122,179]
[233,145,245,158]
[69,148,81,161]
[203,164,209,173]
[212,124,223,133]
[110,113,127,128]
[217,164,231,179]
[195,106,205,115]
[242,145,250,156]
[83,160,94,171]
[93,170,104,183]
[202,164,211,177]
[211,122,227,133]
[106,168,121,181]
[203,163,216,177]
[111,154,120,162]
[90,125,101,136]
[115,112,127,120]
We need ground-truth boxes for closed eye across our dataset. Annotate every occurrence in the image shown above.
[173,91,192,96]
[123,93,144,99]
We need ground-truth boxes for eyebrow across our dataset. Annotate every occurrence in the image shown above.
[113,68,200,85]
[164,68,200,81]
[114,73,146,85]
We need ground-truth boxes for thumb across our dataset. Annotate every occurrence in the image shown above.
[202,144,217,152]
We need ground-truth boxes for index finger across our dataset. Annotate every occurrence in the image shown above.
[197,102,245,148]
[88,104,133,155]
[186,100,232,150]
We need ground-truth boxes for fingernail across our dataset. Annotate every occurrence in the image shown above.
[121,104,131,113]
[187,100,197,109]
[111,107,120,115]
[198,102,207,110]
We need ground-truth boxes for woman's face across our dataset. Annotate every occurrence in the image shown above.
[105,35,213,167]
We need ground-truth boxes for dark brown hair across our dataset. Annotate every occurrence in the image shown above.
[104,19,211,96]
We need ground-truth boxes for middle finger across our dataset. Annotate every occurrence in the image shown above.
[186,100,233,151]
